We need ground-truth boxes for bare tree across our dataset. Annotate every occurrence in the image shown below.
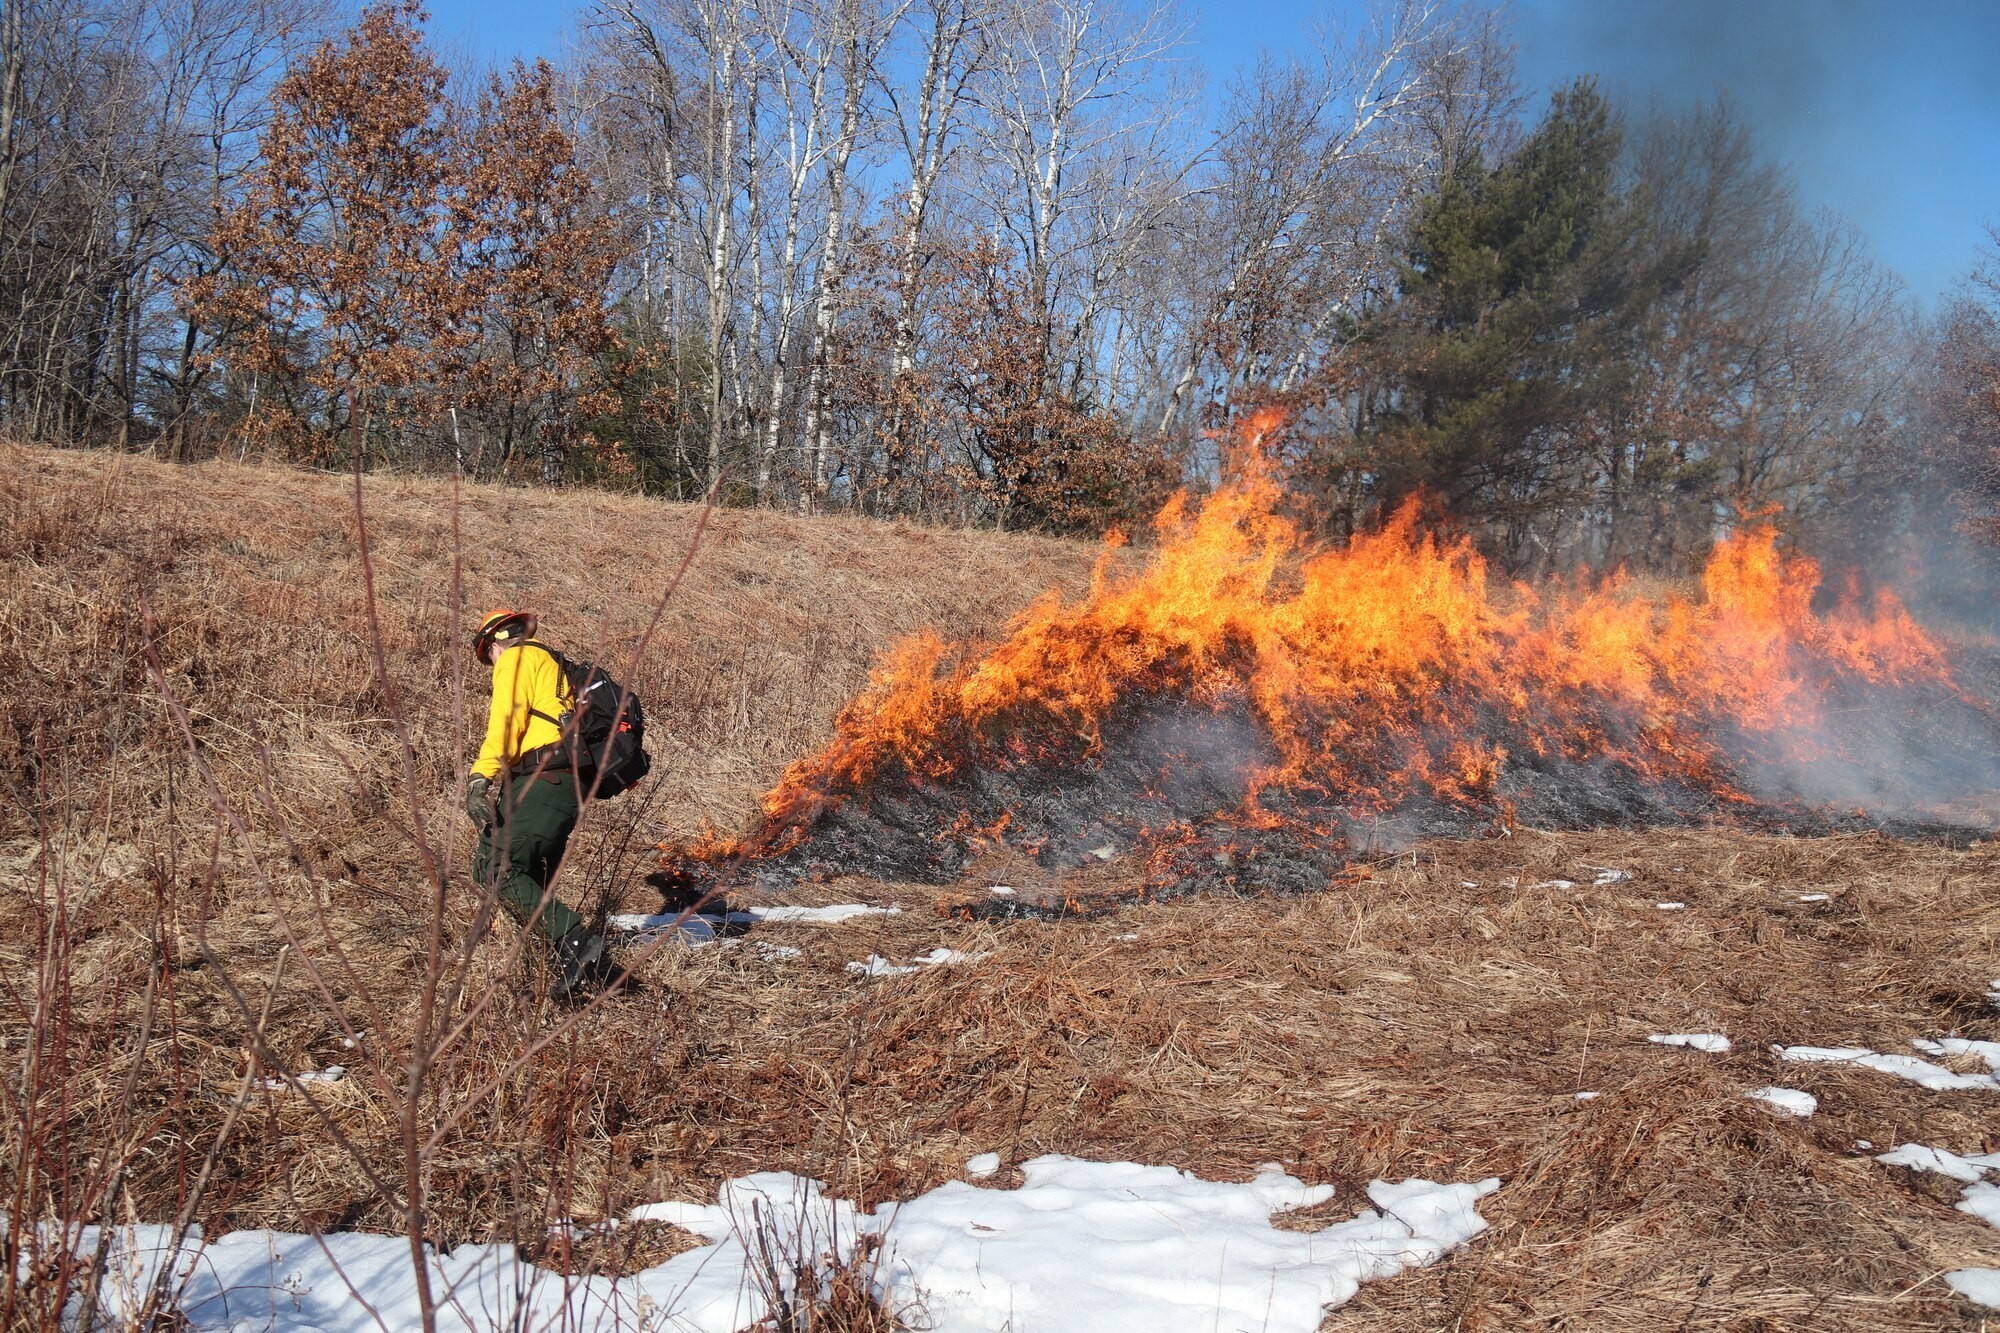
[1627,100,1918,568]
[0,0,325,448]
[971,0,1186,441]
[796,0,902,509]
[595,0,765,493]
[877,0,991,491]
[1150,0,1487,447]
[748,0,862,504]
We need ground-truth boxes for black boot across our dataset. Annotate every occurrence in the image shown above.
[550,927,610,1002]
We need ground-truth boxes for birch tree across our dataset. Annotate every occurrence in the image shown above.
[797,0,901,509]
[971,0,1184,422]
[876,0,989,490]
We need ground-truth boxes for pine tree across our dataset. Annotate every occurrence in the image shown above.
[1350,81,1695,569]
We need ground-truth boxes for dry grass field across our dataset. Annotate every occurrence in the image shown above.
[4,443,1999,1330]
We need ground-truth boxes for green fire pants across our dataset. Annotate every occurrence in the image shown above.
[474,769,585,945]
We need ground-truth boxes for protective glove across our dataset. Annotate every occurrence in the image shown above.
[465,774,495,827]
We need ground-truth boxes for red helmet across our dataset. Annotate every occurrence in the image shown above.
[472,609,538,663]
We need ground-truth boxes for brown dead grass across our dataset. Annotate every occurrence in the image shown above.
[4,444,2000,1330]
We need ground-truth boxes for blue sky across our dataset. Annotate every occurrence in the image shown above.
[423,0,2000,309]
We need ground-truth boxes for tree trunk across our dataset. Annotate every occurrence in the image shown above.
[704,35,735,491]
[800,2,864,513]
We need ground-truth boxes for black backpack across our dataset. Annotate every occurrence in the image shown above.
[523,646,652,799]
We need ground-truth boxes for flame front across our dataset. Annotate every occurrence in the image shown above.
[680,459,1984,885]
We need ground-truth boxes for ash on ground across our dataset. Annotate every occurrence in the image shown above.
[661,684,1998,920]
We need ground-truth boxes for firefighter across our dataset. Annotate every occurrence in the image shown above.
[465,608,611,1000]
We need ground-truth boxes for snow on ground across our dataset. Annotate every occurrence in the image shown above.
[1874,1145,2000,1183]
[1963,1184,2000,1231]
[1655,901,1687,911]
[846,948,986,977]
[1871,1142,2000,1307]
[847,954,920,977]
[76,1158,1501,1333]
[1744,1087,1816,1117]
[1912,1037,2000,1074]
[1798,893,1830,902]
[1772,1045,2000,1092]
[609,903,903,935]
[260,1066,346,1091]
[747,904,901,925]
[607,913,719,942]
[1947,1269,2000,1310]
[1648,1033,1730,1053]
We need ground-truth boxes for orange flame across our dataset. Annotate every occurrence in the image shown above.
[742,456,1959,852]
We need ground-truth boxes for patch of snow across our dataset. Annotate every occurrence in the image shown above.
[607,912,718,944]
[847,954,918,977]
[870,1160,1501,1332]
[1874,1144,1998,1183]
[548,1218,618,1240]
[846,948,984,978]
[1528,879,1576,890]
[1912,1038,2000,1074]
[1797,893,1830,903]
[987,885,1015,896]
[1115,933,1139,942]
[1961,1182,2000,1231]
[1460,881,1479,889]
[1649,1033,1730,1054]
[613,903,902,937]
[1947,1268,2000,1309]
[1871,1145,2000,1236]
[1571,1091,1601,1101]
[1989,980,2000,1011]
[1772,1045,2000,1092]
[742,903,901,925]
[1590,867,1632,884]
[260,1066,345,1091]
[912,947,984,967]
[1744,1087,1815,1117]
[339,1031,366,1050]
[1855,1140,1874,1150]
[75,1159,1503,1333]
[754,943,803,961]
[965,1153,1001,1179]
[1655,901,1687,911]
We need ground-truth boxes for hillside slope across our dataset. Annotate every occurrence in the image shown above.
[4,444,2000,1331]
[1,442,1100,857]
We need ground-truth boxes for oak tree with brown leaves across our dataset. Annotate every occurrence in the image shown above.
[454,61,623,481]
[196,2,460,462]
[198,2,623,474]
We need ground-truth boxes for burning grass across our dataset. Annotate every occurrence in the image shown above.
[4,443,2000,1329]
[662,455,2000,914]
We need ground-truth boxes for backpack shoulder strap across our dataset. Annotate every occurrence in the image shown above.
[520,642,574,728]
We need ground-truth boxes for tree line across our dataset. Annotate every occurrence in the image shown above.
[4,0,1994,571]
